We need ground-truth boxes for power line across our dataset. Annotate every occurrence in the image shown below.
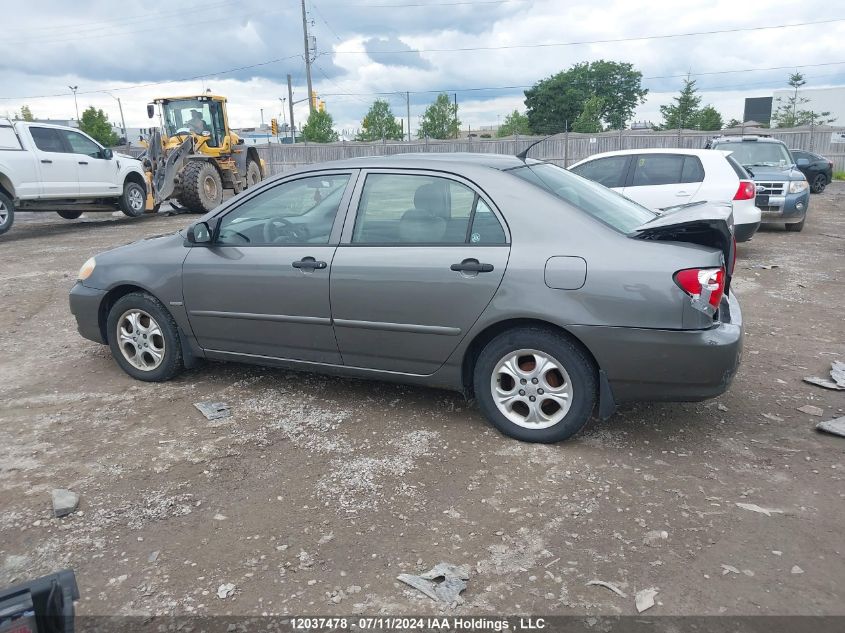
[328,17,845,54]
[309,0,344,42]
[329,0,528,6]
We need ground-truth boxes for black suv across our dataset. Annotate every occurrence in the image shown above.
[790,149,833,194]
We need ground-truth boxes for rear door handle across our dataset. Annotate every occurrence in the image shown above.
[292,257,327,270]
[40,159,52,164]
[675,191,689,196]
[451,259,494,273]
[78,161,88,165]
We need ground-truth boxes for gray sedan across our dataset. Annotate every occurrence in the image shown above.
[69,153,743,443]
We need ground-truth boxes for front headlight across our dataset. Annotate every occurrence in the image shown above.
[789,180,809,194]
[77,257,96,281]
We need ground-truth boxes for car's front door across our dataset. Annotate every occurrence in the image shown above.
[28,126,79,197]
[330,171,511,375]
[182,171,356,363]
[622,153,703,210]
[59,129,119,196]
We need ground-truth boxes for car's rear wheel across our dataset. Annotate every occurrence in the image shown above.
[245,160,262,188]
[106,292,184,382]
[785,217,805,232]
[473,327,597,443]
[57,210,83,220]
[0,192,14,236]
[810,173,827,193]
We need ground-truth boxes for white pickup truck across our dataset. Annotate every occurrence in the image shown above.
[0,118,148,236]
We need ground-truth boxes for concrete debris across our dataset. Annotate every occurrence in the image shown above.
[397,562,470,605]
[643,530,669,547]
[217,583,236,599]
[762,413,784,422]
[194,401,231,420]
[797,405,824,417]
[721,564,740,575]
[791,566,804,575]
[147,551,159,563]
[51,489,79,517]
[586,580,627,598]
[635,588,658,613]
[750,264,779,269]
[736,502,783,517]
[803,361,845,391]
[717,403,729,412]
[816,416,845,438]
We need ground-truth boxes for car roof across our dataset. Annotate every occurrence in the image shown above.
[311,152,539,171]
[710,135,784,144]
[568,147,730,168]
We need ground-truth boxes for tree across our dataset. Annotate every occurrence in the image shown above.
[20,105,34,121]
[496,110,531,137]
[725,118,742,129]
[356,99,403,141]
[696,105,723,131]
[301,108,339,143]
[771,72,836,127]
[571,96,604,133]
[418,93,459,139]
[659,77,702,130]
[524,60,647,133]
[78,106,119,146]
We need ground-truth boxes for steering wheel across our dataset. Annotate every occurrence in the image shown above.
[263,217,308,243]
[174,127,193,136]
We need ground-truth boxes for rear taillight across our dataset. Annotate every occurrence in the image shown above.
[829,161,834,169]
[734,180,755,200]
[674,267,726,315]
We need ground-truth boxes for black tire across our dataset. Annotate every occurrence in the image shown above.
[245,160,262,189]
[177,161,223,213]
[785,217,805,232]
[57,210,83,220]
[810,174,827,194]
[119,180,147,217]
[106,292,184,382]
[0,191,15,236]
[473,327,597,443]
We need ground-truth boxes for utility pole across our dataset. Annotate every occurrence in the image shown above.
[68,85,79,121]
[406,91,411,142]
[287,74,296,143]
[301,0,314,114]
[454,93,458,139]
[116,97,127,142]
[260,108,264,127]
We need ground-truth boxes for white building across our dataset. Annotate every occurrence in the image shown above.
[771,86,845,125]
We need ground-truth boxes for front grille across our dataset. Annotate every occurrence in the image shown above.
[755,181,786,196]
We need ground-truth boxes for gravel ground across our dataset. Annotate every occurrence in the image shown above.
[0,186,843,617]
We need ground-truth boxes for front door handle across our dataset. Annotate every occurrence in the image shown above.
[675,191,689,196]
[40,159,52,164]
[78,161,88,165]
[292,257,327,270]
[451,259,494,273]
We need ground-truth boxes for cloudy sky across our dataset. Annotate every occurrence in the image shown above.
[2,0,844,136]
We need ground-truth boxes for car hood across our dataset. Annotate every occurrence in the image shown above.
[744,164,805,181]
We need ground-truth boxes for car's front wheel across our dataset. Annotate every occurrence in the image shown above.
[120,180,147,217]
[473,327,597,443]
[106,292,184,382]
[810,173,827,193]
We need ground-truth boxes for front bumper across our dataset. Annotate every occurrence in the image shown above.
[759,190,809,225]
[69,282,107,344]
[569,292,743,403]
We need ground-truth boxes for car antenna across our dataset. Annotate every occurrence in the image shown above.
[516,133,557,162]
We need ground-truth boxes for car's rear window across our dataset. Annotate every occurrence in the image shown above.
[724,155,751,180]
[507,162,655,233]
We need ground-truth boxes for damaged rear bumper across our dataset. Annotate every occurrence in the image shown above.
[569,292,743,404]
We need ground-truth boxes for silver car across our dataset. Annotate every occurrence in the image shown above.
[69,153,743,443]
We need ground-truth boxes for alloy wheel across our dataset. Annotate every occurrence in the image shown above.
[129,186,144,212]
[0,200,8,226]
[117,309,166,371]
[490,348,573,429]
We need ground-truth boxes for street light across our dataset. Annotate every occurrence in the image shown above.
[100,91,128,146]
[68,85,79,121]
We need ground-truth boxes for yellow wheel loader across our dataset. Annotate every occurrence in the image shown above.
[140,94,265,213]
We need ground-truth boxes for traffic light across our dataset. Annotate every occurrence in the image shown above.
[310,90,318,110]
[318,100,325,113]
[270,118,278,135]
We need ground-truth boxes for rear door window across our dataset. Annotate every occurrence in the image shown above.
[29,127,66,153]
[680,156,705,183]
[631,154,685,186]
[569,156,629,188]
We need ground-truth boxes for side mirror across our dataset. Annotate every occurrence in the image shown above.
[237,138,245,145]
[796,158,809,167]
[187,222,212,244]
[147,103,155,119]
[101,148,113,160]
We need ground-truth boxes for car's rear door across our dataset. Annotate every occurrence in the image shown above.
[329,170,510,375]
[622,153,703,210]
[182,170,356,363]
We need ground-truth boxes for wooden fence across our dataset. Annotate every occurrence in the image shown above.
[253,126,845,176]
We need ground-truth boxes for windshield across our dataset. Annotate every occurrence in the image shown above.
[713,141,793,168]
[507,162,655,233]
[161,99,222,146]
